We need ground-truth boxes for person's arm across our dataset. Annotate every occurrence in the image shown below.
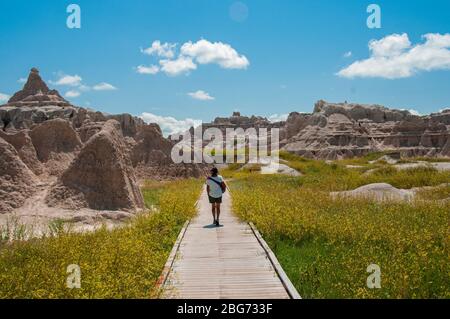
[206,183,210,196]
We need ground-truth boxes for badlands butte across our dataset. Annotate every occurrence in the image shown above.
[1,68,449,232]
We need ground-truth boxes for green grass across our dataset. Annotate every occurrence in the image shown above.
[416,184,450,201]
[397,157,450,164]
[276,151,450,191]
[2,150,447,299]
[0,179,202,299]
[228,153,450,299]
[141,180,171,209]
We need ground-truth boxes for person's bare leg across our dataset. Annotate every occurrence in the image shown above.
[211,203,216,224]
[216,203,221,225]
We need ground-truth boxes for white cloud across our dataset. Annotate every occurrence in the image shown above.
[338,33,450,79]
[0,93,10,103]
[343,51,352,58]
[137,39,249,76]
[142,41,176,59]
[181,39,249,69]
[188,90,215,101]
[93,82,117,91]
[136,65,160,75]
[268,113,289,122]
[369,33,411,57]
[18,78,27,84]
[402,109,421,116]
[50,74,83,86]
[48,72,116,97]
[160,56,197,76]
[78,85,91,92]
[65,90,81,98]
[140,112,202,137]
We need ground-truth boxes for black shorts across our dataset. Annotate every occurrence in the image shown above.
[208,196,222,204]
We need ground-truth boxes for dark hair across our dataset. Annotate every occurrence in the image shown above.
[210,167,219,176]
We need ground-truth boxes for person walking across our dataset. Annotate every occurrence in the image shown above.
[206,167,226,226]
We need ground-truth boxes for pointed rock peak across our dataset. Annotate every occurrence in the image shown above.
[5,68,71,107]
[21,67,50,94]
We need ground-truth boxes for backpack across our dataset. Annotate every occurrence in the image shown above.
[208,177,227,194]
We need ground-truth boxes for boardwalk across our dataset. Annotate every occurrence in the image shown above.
[162,186,298,299]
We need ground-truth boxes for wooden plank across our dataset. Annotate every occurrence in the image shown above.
[249,222,302,299]
[161,185,295,299]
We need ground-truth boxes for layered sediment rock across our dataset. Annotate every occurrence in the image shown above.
[46,120,144,211]
[29,119,82,161]
[2,67,449,217]
[6,68,71,107]
[199,105,449,160]
[29,118,82,175]
[281,101,450,159]
[132,124,205,179]
[0,68,207,216]
[0,137,38,214]
[0,130,43,175]
[0,68,204,180]
[107,113,145,137]
[131,124,173,166]
[202,112,283,135]
[442,137,450,157]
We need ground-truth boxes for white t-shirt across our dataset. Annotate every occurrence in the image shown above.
[206,175,224,198]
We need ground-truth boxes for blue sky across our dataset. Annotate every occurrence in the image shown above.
[1,0,450,134]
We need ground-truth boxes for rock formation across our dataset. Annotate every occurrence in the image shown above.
[77,121,105,143]
[0,137,38,214]
[330,183,415,202]
[442,137,450,157]
[331,182,450,203]
[0,68,208,217]
[132,124,205,179]
[1,67,449,218]
[281,101,450,159]
[198,105,449,160]
[131,124,173,166]
[0,130,43,175]
[108,113,145,137]
[203,112,283,134]
[0,68,205,179]
[46,120,144,211]
[6,68,71,107]
[29,118,82,175]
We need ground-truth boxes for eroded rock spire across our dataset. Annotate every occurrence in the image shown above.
[5,68,71,107]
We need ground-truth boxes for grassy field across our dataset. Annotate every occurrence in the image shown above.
[0,179,202,299]
[0,152,448,299]
[228,152,450,299]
